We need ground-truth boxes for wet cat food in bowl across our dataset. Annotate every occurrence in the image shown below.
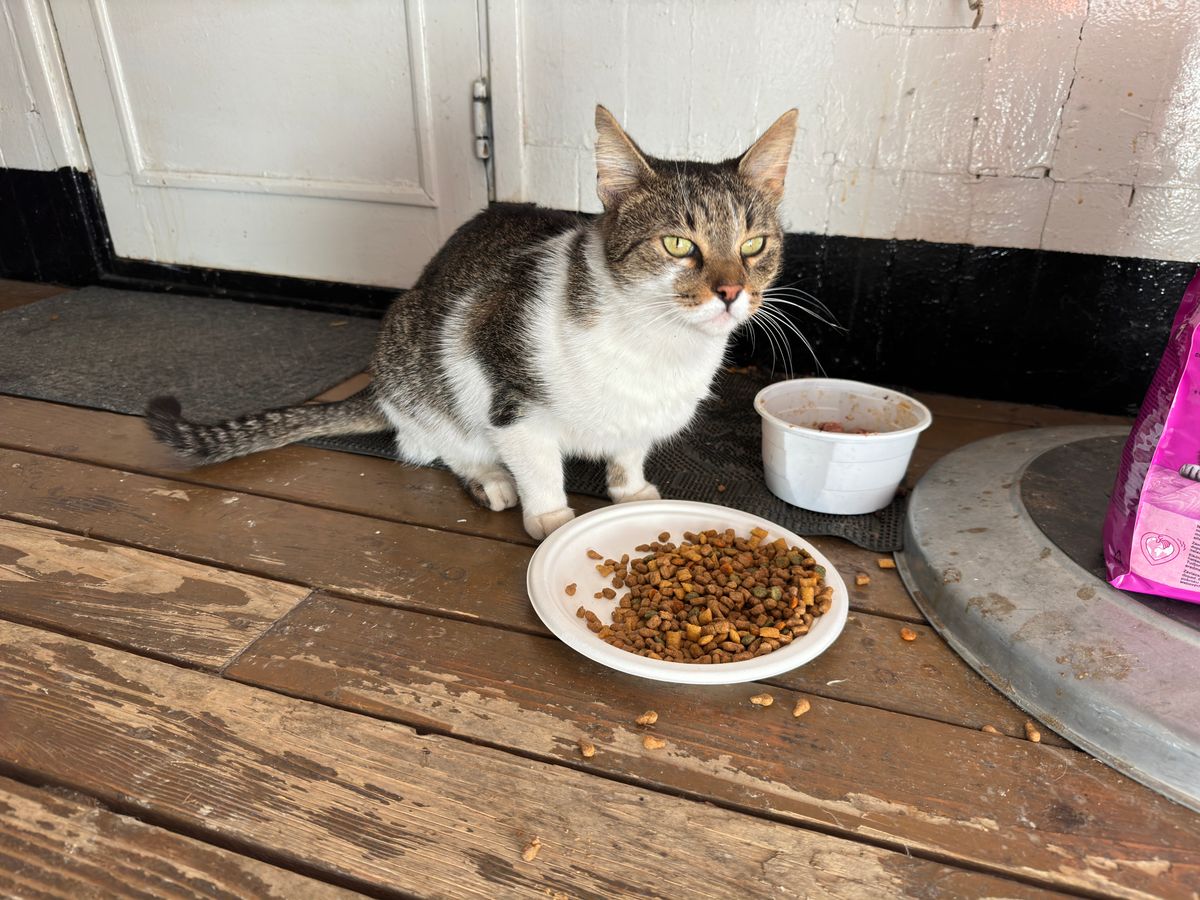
[755,378,932,515]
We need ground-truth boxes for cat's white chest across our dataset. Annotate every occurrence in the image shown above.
[551,323,725,454]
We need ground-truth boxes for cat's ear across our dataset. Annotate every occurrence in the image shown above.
[594,105,654,209]
[738,109,798,203]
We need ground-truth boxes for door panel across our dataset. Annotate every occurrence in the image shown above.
[51,0,488,287]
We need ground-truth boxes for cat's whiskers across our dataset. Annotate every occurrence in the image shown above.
[762,287,837,317]
[747,309,787,376]
[754,308,796,375]
[765,277,837,316]
[761,294,845,331]
[754,304,826,376]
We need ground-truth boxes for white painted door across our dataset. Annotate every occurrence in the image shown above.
[49,0,489,287]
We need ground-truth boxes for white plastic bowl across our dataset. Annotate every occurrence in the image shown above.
[526,499,848,685]
[754,378,932,515]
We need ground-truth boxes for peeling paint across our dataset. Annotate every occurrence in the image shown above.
[8,512,59,527]
[304,662,1013,847]
[146,488,191,501]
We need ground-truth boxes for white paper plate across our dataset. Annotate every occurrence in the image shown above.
[526,500,849,684]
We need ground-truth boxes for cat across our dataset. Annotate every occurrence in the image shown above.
[146,105,798,540]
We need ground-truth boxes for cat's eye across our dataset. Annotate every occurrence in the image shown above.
[740,236,766,257]
[662,236,695,258]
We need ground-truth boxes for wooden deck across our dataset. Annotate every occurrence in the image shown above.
[0,279,1195,899]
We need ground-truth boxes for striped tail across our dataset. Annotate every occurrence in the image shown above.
[145,388,389,465]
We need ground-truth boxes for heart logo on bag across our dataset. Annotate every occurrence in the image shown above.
[1141,532,1180,565]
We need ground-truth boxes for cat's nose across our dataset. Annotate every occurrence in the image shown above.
[715,284,743,307]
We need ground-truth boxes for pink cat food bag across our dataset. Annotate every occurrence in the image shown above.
[1103,270,1200,603]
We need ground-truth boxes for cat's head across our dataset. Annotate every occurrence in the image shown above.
[594,105,797,336]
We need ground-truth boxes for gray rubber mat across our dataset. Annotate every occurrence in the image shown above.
[0,287,379,420]
[310,369,907,552]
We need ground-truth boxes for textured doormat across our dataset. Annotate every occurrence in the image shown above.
[0,287,379,420]
[310,368,907,552]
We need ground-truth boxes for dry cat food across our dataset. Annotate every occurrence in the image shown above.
[899,627,917,642]
[574,527,833,664]
[750,692,774,707]
[521,837,542,862]
[792,698,811,718]
[577,737,596,758]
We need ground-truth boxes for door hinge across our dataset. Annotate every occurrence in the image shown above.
[472,78,491,161]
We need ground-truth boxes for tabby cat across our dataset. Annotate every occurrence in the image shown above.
[147,106,799,540]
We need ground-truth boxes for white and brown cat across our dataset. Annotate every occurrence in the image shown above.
[148,106,799,540]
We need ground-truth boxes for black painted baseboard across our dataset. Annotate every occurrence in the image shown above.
[727,234,1196,416]
[0,166,106,284]
[2,165,1195,414]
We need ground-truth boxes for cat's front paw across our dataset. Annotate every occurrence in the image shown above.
[523,506,575,540]
[464,470,519,512]
[611,482,661,504]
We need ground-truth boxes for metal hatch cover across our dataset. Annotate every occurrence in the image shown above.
[897,426,1200,813]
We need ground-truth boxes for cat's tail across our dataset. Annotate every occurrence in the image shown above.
[145,387,389,466]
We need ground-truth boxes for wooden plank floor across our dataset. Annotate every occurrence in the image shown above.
[1,280,1194,899]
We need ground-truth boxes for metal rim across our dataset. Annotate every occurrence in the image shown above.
[897,426,1200,813]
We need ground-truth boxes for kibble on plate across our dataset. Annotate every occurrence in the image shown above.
[576,527,834,665]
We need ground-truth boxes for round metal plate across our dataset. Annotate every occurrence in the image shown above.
[897,426,1200,813]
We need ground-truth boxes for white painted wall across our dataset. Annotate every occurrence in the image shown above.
[5,0,1198,265]
[492,0,1200,263]
[0,0,86,171]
